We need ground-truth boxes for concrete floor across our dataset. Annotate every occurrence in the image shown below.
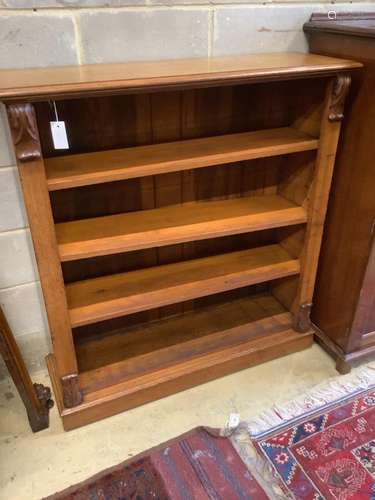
[0,344,346,500]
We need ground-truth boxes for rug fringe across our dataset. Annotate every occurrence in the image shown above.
[231,427,292,500]
[247,362,375,437]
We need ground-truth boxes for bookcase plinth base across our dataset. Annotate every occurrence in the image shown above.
[47,327,313,431]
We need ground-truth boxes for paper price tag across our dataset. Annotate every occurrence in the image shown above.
[50,121,69,150]
[227,413,240,430]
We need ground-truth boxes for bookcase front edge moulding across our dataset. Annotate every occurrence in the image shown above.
[1,53,361,430]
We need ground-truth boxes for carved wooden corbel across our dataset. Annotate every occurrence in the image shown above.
[32,383,54,429]
[6,103,42,162]
[34,383,54,411]
[61,374,83,408]
[328,75,351,122]
[294,303,313,333]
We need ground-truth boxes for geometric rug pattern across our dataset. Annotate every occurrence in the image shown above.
[253,389,375,499]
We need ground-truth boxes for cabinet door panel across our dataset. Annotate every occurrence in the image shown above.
[351,235,375,349]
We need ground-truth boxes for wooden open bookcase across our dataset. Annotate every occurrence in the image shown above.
[0,53,360,429]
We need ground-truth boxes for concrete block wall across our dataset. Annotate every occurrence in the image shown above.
[0,0,374,377]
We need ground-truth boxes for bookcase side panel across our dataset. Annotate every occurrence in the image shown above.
[292,75,351,331]
[5,102,82,408]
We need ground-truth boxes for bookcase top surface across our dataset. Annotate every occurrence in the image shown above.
[0,52,361,102]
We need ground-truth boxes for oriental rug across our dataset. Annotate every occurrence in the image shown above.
[45,366,375,500]
[45,426,270,499]
[235,365,375,499]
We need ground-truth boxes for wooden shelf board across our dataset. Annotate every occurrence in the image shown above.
[47,321,313,430]
[80,310,293,395]
[66,244,300,328]
[76,292,287,374]
[45,127,318,191]
[76,294,291,394]
[57,195,307,261]
[81,325,304,402]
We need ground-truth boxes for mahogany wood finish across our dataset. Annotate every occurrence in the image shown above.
[0,306,53,432]
[305,13,375,373]
[1,53,358,428]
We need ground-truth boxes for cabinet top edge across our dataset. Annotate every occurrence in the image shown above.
[305,12,375,39]
[0,52,361,102]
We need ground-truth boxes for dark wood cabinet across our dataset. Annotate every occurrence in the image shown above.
[305,13,375,373]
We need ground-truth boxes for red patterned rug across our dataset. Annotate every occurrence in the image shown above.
[249,387,375,499]
[45,367,375,499]
[45,426,269,499]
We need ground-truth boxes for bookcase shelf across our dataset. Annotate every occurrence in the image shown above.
[66,244,300,327]
[56,195,307,261]
[75,293,288,375]
[75,293,304,397]
[2,53,358,429]
[45,127,319,191]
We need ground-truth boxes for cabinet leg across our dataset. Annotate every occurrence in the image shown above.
[0,307,53,432]
[336,357,352,375]
[27,383,54,432]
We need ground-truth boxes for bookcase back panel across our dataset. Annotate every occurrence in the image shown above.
[72,283,269,344]
[50,158,280,223]
[36,78,326,159]
[50,150,315,223]
[62,229,277,283]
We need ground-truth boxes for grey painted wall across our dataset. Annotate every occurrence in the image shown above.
[0,0,374,376]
